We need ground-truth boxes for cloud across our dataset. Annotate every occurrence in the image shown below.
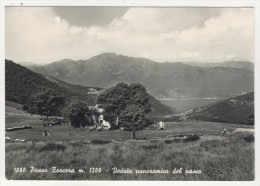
[53,7,128,27]
[5,7,254,64]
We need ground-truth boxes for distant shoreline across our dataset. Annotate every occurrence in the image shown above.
[157,98,226,101]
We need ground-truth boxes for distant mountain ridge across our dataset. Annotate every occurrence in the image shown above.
[29,53,254,98]
[182,60,254,71]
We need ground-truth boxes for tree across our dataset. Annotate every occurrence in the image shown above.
[63,101,92,128]
[97,83,152,130]
[33,89,65,121]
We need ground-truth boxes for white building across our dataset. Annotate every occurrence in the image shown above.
[92,104,111,129]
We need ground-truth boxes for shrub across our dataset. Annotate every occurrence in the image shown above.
[183,134,200,142]
[165,134,200,144]
[165,139,181,144]
[241,134,254,143]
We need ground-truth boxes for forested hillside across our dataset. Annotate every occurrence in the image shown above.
[6,60,97,114]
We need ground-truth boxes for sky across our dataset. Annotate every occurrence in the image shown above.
[5,7,254,64]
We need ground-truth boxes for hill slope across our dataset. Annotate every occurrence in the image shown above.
[6,59,173,115]
[187,92,254,125]
[30,53,254,98]
[5,59,97,107]
[182,60,254,71]
[44,74,173,115]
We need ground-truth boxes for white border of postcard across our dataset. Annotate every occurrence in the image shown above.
[0,0,259,186]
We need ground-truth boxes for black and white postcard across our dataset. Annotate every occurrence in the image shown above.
[1,0,259,185]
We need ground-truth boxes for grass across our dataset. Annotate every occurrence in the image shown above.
[5,106,45,128]
[5,105,254,142]
[5,101,23,110]
[5,105,255,180]
[5,119,254,142]
[5,122,253,142]
[38,143,66,152]
[5,134,254,180]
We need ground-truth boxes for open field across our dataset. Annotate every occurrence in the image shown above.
[5,105,45,128]
[6,134,254,180]
[5,105,255,180]
[5,121,254,142]
[5,105,254,142]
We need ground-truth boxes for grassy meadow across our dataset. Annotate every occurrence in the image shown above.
[6,134,254,180]
[5,104,255,180]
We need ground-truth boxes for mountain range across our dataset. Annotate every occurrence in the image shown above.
[29,53,254,99]
[181,60,254,71]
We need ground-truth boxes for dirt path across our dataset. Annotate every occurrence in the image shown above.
[232,128,254,133]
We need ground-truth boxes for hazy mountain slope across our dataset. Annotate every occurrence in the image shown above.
[6,59,173,115]
[30,53,254,98]
[182,61,254,70]
[43,75,103,96]
[16,62,39,67]
[187,92,254,125]
[148,95,175,115]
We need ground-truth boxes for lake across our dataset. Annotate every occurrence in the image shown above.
[159,98,225,113]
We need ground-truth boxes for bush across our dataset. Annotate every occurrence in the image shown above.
[165,134,200,144]
[22,104,29,110]
[119,122,134,131]
[119,121,147,131]
[184,134,200,142]
[165,139,179,144]
[241,134,254,143]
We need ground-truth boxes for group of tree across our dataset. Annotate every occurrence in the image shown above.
[97,82,152,130]
[62,101,92,128]
[29,82,153,130]
[59,82,152,130]
[31,89,65,121]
